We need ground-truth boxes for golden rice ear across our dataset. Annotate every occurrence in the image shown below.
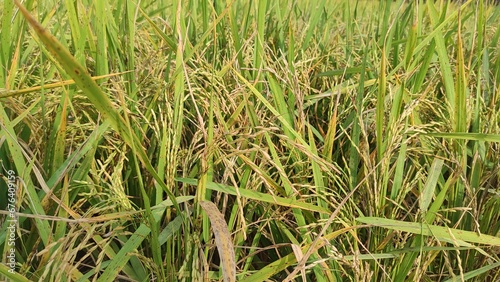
[199,201,236,282]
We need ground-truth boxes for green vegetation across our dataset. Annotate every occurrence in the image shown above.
[1,0,499,281]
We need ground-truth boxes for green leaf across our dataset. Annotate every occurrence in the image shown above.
[420,158,444,214]
[176,178,330,214]
[425,132,500,143]
[357,217,500,246]
[0,263,31,282]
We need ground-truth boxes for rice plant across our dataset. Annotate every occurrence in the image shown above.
[1,0,499,281]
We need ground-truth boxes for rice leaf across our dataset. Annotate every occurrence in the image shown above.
[200,201,236,282]
[357,217,500,246]
[176,178,330,214]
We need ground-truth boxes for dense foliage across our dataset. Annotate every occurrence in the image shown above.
[1,0,499,281]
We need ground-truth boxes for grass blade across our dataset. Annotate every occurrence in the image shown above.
[420,158,444,215]
[200,201,236,282]
[357,217,500,246]
[177,178,330,214]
